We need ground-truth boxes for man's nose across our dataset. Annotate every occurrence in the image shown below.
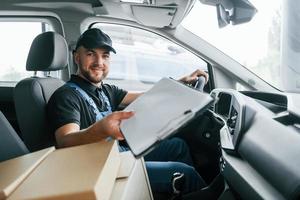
[94,54,104,66]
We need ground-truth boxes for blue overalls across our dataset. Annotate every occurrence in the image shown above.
[67,82,206,194]
[67,82,129,150]
[67,82,112,121]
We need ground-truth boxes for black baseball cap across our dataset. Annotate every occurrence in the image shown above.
[75,28,116,53]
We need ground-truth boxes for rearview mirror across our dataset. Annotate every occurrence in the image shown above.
[200,0,257,28]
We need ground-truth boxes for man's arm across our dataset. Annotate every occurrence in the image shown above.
[120,92,141,107]
[55,111,134,148]
[120,69,209,106]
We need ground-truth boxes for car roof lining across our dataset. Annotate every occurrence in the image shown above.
[0,0,196,28]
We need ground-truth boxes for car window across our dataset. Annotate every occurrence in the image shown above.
[91,23,208,91]
[0,21,55,85]
[182,0,282,90]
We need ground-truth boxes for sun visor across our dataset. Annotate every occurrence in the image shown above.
[131,5,176,28]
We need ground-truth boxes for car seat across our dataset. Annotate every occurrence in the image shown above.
[0,111,29,162]
[14,31,68,152]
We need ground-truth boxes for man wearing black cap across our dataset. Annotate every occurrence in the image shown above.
[47,28,208,195]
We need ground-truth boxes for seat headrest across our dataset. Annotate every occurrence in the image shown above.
[26,32,68,71]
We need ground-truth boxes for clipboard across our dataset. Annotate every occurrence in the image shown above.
[120,77,214,158]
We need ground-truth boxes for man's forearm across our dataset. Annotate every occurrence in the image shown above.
[55,126,107,148]
[120,92,142,106]
[55,111,134,148]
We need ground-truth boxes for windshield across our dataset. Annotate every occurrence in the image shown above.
[182,0,282,90]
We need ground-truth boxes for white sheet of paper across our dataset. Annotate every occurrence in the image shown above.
[120,78,213,157]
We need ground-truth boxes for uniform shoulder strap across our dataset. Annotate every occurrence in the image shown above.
[66,82,101,117]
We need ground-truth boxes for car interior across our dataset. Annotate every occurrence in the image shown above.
[1,0,300,199]
[0,111,29,162]
[14,31,68,152]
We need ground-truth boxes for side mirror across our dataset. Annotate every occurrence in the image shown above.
[200,0,257,28]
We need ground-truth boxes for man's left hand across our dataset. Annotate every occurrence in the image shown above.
[178,69,208,85]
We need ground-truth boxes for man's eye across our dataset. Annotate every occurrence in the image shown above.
[103,54,110,59]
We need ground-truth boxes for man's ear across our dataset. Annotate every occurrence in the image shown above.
[73,50,79,65]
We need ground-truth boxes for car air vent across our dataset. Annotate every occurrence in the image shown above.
[227,106,238,135]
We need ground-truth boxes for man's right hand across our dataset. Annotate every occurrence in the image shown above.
[95,111,135,140]
[55,111,134,148]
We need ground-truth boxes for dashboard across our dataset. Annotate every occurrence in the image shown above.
[210,89,274,152]
[209,88,300,200]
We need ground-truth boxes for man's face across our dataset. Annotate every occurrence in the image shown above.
[74,46,110,84]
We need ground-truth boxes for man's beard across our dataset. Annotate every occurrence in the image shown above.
[79,63,108,84]
[82,69,106,84]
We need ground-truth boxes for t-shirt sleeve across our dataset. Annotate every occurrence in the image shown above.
[47,87,81,132]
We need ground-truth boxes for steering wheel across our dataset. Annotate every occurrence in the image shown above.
[194,76,206,92]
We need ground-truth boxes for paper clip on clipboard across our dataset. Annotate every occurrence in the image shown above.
[155,109,194,141]
[155,100,212,141]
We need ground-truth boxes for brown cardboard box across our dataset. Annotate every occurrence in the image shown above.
[9,141,120,200]
[0,147,54,200]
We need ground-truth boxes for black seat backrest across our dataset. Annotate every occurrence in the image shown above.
[0,111,29,162]
[14,32,68,152]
